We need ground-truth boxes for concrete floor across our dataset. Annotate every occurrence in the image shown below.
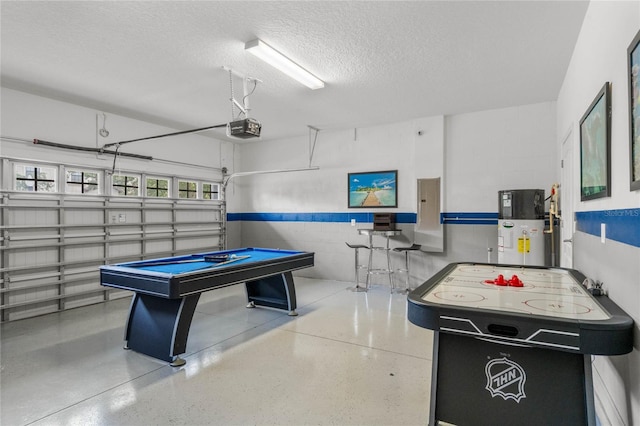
[1,278,433,425]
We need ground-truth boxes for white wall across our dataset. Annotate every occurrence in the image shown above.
[232,102,558,282]
[231,117,443,214]
[1,88,234,180]
[230,117,444,282]
[445,102,557,212]
[556,1,640,424]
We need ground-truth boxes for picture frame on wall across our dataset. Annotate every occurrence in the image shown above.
[348,170,397,208]
[628,29,640,191]
[580,82,611,201]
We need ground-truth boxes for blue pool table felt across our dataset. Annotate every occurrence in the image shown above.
[121,248,300,275]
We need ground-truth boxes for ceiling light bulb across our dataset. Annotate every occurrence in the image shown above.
[245,39,324,90]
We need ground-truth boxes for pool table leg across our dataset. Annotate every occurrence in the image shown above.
[123,292,200,365]
[245,271,298,316]
[247,299,297,316]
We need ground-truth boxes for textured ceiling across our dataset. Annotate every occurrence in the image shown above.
[1,1,589,142]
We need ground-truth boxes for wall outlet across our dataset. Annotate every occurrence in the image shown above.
[601,223,606,243]
[351,219,356,226]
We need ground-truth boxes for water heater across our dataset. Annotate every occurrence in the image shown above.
[498,189,545,266]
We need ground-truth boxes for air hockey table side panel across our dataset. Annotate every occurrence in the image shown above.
[431,332,593,426]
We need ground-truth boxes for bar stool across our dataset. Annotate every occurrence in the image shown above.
[345,242,369,292]
[393,243,422,293]
[357,228,401,293]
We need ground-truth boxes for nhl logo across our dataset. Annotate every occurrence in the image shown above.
[485,357,527,403]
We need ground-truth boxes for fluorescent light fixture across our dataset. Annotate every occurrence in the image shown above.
[245,39,324,90]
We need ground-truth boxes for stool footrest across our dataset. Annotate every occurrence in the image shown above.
[368,269,394,274]
[393,244,422,252]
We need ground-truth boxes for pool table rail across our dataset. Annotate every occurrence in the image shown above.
[100,249,314,299]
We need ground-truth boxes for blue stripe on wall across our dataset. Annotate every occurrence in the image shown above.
[227,212,563,225]
[227,211,497,224]
[227,209,640,248]
[575,208,640,248]
[227,212,418,223]
[442,212,498,225]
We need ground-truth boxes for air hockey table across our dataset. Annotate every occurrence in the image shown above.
[101,247,314,366]
[407,262,634,426]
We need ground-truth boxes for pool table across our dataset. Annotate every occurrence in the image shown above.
[100,247,314,366]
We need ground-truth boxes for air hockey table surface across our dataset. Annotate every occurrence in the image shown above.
[408,262,632,354]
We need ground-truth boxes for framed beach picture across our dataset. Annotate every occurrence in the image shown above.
[348,170,397,208]
[580,82,611,201]
[628,29,640,191]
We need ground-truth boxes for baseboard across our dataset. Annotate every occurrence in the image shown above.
[592,357,625,426]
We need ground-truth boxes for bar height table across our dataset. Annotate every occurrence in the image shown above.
[357,228,402,292]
